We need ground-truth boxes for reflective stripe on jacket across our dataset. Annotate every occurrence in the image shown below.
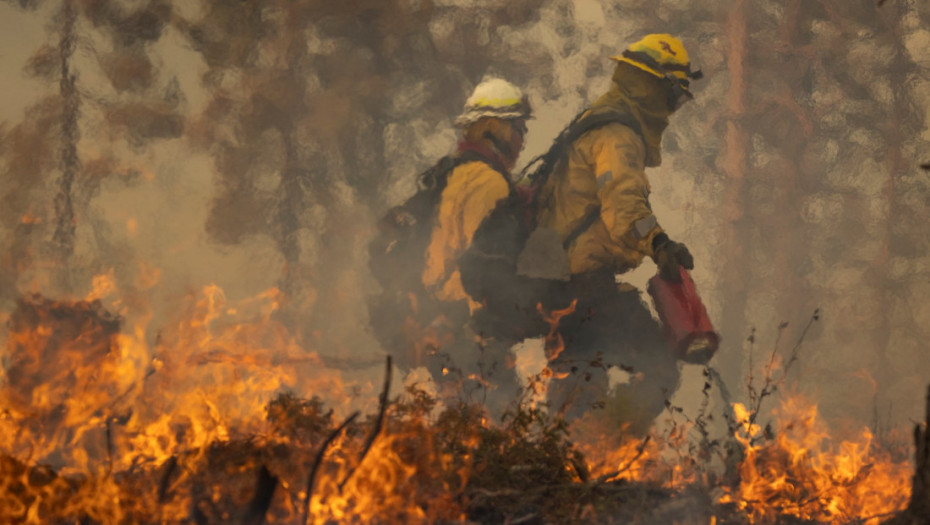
[536,119,664,275]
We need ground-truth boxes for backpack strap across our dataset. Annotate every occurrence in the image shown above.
[416,148,506,198]
[456,148,507,173]
[521,107,645,249]
[521,107,644,189]
[562,205,601,250]
[417,155,459,192]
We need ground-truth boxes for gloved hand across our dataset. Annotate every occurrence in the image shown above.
[653,235,694,282]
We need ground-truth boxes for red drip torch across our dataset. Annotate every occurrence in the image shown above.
[646,266,720,364]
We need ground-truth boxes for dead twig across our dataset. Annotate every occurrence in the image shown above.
[746,322,789,434]
[694,368,714,448]
[595,435,651,483]
[338,355,392,493]
[706,366,746,483]
[471,488,523,498]
[782,308,820,374]
[157,456,178,503]
[508,512,539,524]
[302,411,360,525]
[746,327,758,416]
[746,309,820,444]
[106,418,114,474]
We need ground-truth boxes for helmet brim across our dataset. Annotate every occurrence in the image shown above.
[455,109,533,127]
[610,55,694,82]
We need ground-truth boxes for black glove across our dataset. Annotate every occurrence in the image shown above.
[652,234,694,281]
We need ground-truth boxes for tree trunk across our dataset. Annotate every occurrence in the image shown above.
[869,0,912,430]
[770,0,807,329]
[53,0,79,261]
[718,0,751,391]
[913,387,930,517]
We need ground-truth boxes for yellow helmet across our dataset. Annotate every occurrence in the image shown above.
[610,34,702,84]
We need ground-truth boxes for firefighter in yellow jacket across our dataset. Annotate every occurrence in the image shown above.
[534,34,704,434]
[421,78,532,411]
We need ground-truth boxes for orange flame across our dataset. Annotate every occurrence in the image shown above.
[0,275,916,523]
[537,298,577,363]
[720,393,911,523]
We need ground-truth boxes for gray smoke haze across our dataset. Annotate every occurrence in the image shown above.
[1,0,929,441]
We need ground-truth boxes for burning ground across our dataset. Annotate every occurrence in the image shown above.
[0,288,920,524]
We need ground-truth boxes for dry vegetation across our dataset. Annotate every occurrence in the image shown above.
[0,296,921,524]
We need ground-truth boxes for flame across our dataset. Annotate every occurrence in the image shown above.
[0,276,388,522]
[0,275,916,523]
[720,393,911,523]
[537,298,577,364]
[85,269,117,302]
[574,415,701,489]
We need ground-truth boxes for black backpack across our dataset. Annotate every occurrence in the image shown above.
[367,151,498,370]
[459,108,645,339]
[369,156,457,294]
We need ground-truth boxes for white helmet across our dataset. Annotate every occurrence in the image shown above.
[455,78,532,127]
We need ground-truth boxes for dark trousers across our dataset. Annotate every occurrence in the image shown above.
[546,271,681,436]
[420,323,523,423]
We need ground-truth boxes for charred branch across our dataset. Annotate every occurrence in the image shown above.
[157,456,178,504]
[913,393,930,517]
[884,386,930,524]
[595,436,651,484]
[338,355,392,493]
[241,465,278,525]
[301,411,359,525]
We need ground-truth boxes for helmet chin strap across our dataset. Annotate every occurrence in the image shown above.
[665,76,693,112]
[483,130,514,161]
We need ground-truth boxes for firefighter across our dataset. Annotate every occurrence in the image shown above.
[532,34,705,434]
[420,77,533,415]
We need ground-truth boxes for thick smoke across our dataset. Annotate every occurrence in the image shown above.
[1,0,929,438]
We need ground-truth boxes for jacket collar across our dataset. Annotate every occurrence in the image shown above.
[456,140,511,175]
[592,64,674,167]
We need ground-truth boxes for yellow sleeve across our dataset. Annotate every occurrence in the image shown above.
[422,162,510,298]
[459,166,511,245]
[587,123,664,257]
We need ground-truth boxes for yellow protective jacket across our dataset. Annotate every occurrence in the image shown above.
[422,150,511,307]
[535,115,663,274]
[536,66,674,276]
